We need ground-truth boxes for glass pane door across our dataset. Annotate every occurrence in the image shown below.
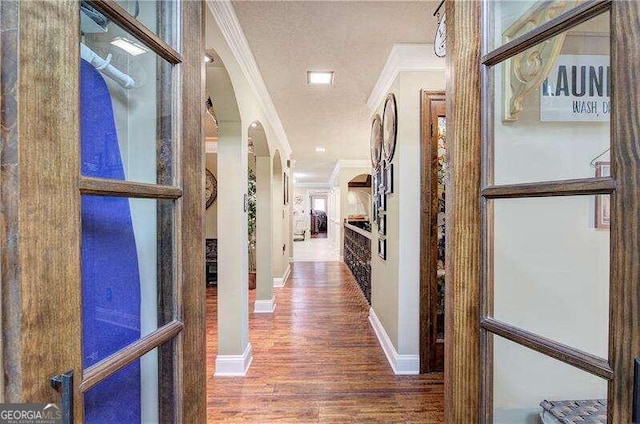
[481,2,616,422]
[78,2,182,422]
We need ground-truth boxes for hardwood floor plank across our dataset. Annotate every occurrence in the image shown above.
[207,262,444,423]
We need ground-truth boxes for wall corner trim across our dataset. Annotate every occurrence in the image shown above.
[205,0,292,158]
[368,308,420,375]
[273,264,291,288]
[367,43,445,112]
[329,159,372,187]
[254,297,276,313]
[214,343,253,376]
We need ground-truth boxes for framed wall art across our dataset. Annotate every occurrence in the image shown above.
[385,162,394,194]
[377,211,386,236]
[382,93,397,163]
[370,114,383,170]
[376,164,385,194]
[378,191,386,210]
[378,237,386,260]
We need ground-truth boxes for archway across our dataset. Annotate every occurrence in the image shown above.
[346,173,373,231]
[271,150,285,286]
[204,48,253,376]
[248,122,275,312]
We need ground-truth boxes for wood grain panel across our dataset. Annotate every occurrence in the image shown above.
[609,1,640,421]
[80,321,184,393]
[86,0,181,64]
[156,3,176,422]
[180,1,206,422]
[207,262,445,423]
[1,0,21,403]
[17,1,83,419]
[444,1,482,422]
[79,176,183,199]
[481,318,612,380]
[481,177,616,199]
[482,0,611,66]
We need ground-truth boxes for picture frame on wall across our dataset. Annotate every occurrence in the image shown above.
[385,162,394,194]
[378,237,386,260]
[373,170,379,196]
[376,164,385,194]
[377,211,386,236]
[378,191,386,210]
[373,195,378,222]
[595,161,610,229]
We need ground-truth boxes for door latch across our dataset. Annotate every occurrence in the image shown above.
[51,370,73,424]
[633,358,640,423]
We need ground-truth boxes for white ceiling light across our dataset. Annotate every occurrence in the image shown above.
[315,147,326,153]
[204,54,214,63]
[250,122,259,128]
[307,71,334,85]
[110,37,148,56]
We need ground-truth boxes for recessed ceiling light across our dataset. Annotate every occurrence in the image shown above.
[315,147,326,153]
[110,37,148,56]
[307,71,334,85]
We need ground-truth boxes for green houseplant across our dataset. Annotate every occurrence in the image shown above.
[248,167,257,289]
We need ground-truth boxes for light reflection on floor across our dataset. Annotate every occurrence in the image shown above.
[292,237,341,262]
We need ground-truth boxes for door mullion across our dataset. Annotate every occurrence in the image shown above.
[609,1,640,422]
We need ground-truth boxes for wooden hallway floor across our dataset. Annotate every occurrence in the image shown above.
[206,262,444,423]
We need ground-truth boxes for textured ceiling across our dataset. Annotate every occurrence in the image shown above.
[233,0,440,183]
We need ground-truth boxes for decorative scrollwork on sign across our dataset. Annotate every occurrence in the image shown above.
[502,0,579,121]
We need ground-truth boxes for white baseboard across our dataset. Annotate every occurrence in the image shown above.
[254,297,276,313]
[368,308,419,375]
[214,343,253,377]
[273,264,291,288]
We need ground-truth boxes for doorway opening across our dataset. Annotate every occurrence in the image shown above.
[310,194,328,238]
[420,91,446,373]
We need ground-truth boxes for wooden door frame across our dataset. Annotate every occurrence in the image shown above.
[444,0,482,421]
[446,0,640,422]
[419,91,446,374]
[1,0,205,420]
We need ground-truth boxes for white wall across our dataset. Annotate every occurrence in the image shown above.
[492,12,610,422]
[206,8,293,365]
[347,187,371,217]
[331,166,371,256]
[370,71,445,356]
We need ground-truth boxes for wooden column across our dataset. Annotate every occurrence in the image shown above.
[444,0,482,422]
[181,0,206,421]
[610,1,640,422]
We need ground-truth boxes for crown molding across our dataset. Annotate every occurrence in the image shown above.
[206,0,292,158]
[292,182,330,189]
[329,159,371,187]
[367,43,445,112]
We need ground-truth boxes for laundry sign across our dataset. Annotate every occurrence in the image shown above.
[540,55,610,122]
